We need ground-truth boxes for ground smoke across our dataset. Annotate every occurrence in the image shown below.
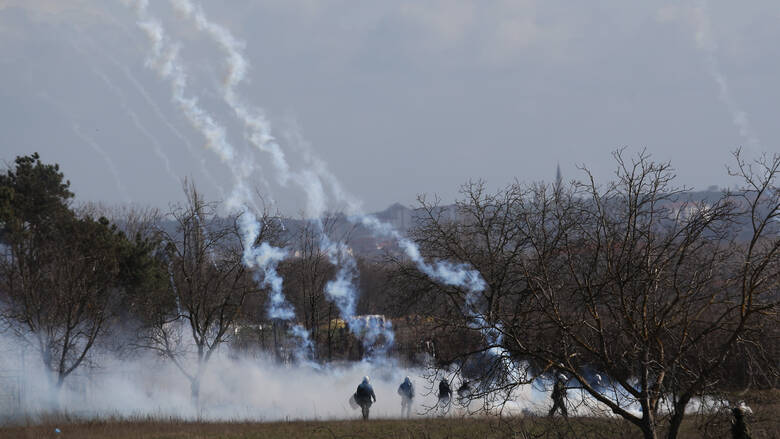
[0,335,551,421]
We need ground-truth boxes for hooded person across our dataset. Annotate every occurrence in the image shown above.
[354,376,377,420]
[397,376,414,418]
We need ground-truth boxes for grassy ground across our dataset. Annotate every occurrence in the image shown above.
[2,414,777,439]
[2,390,778,439]
[0,417,608,439]
[0,418,509,439]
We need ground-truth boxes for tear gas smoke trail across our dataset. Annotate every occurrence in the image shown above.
[72,123,132,203]
[68,37,180,187]
[290,131,493,356]
[282,126,488,304]
[87,10,227,196]
[169,0,291,186]
[169,0,392,356]
[125,0,311,357]
[168,0,353,222]
[167,0,489,298]
[281,119,364,215]
[689,1,761,150]
[81,29,226,198]
[117,62,228,199]
[169,0,500,357]
[704,56,760,149]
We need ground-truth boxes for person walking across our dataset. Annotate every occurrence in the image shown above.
[397,376,414,418]
[354,376,377,420]
[548,374,568,418]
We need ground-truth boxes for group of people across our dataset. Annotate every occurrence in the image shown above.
[350,376,415,420]
[350,376,475,420]
[350,373,572,421]
[352,373,753,439]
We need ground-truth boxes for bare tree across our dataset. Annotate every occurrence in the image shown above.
[280,214,338,360]
[393,181,539,409]
[514,150,778,439]
[401,150,778,439]
[137,181,281,405]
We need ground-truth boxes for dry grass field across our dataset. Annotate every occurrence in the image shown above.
[0,418,619,439]
[1,391,777,439]
[1,413,778,439]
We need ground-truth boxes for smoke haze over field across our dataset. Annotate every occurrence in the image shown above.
[0,333,552,421]
[1,1,778,213]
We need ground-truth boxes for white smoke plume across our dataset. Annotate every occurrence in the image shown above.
[165,0,493,356]
[125,0,309,354]
[77,24,227,198]
[658,1,761,150]
[114,60,227,199]
[167,0,489,297]
[167,0,394,355]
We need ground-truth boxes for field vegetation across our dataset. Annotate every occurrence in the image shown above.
[1,395,778,439]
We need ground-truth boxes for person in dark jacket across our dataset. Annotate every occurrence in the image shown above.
[397,376,414,418]
[438,378,452,406]
[354,376,377,420]
[731,405,752,439]
[548,374,568,418]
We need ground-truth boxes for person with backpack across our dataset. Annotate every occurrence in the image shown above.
[354,376,377,420]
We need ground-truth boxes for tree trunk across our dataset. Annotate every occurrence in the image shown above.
[666,400,690,439]
[640,412,658,439]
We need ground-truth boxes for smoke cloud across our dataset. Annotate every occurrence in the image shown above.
[165,0,397,354]
[0,332,544,422]
[163,0,496,356]
[127,0,309,353]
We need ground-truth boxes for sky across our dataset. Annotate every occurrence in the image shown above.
[0,0,777,215]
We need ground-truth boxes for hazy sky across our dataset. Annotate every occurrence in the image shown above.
[0,0,777,214]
